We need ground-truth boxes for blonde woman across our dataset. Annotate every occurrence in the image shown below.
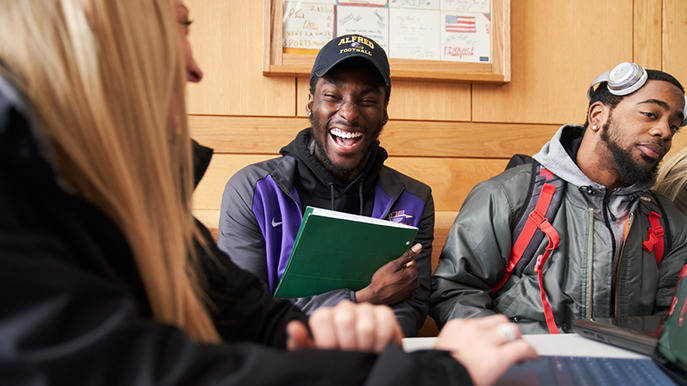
[0,1,535,385]
[655,147,687,215]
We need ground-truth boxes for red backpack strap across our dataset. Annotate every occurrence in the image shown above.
[642,211,665,264]
[492,183,557,294]
[533,219,560,334]
[639,191,672,265]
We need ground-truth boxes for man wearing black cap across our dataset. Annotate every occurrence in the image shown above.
[217,34,434,336]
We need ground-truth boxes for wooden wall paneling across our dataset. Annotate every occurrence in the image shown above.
[663,0,687,85]
[189,115,559,158]
[372,157,508,212]
[633,0,663,70]
[192,154,275,210]
[189,116,309,155]
[472,0,633,125]
[493,0,512,83]
[385,81,471,121]
[378,121,558,158]
[297,78,309,118]
[662,0,687,158]
[185,0,296,116]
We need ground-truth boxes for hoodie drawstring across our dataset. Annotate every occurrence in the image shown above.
[359,178,364,215]
[327,180,365,215]
[329,183,335,211]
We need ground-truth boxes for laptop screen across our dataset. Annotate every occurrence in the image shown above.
[654,263,687,383]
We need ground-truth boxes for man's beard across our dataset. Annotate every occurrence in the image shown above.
[600,116,658,187]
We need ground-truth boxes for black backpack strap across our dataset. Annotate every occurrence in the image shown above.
[510,161,539,232]
[505,154,534,170]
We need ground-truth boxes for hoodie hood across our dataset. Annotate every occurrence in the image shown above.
[279,128,386,215]
[191,139,213,189]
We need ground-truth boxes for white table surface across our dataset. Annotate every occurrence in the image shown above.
[402,333,649,359]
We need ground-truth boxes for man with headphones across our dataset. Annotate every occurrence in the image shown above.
[430,63,687,334]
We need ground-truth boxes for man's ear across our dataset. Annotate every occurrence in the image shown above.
[306,93,314,117]
[588,101,607,132]
[382,107,389,126]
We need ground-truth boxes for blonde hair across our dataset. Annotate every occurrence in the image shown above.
[656,147,687,208]
[0,0,219,342]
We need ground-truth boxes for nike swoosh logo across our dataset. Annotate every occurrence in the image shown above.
[271,218,282,227]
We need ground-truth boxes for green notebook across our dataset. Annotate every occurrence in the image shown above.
[273,206,419,298]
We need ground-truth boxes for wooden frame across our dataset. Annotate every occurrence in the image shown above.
[263,0,511,83]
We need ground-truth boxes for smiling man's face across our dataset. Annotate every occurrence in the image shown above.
[306,60,388,184]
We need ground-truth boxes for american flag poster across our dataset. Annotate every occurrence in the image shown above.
[441,11,490,62]
[445,15,476,33]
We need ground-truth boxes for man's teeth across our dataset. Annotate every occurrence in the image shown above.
[330,128,362,139]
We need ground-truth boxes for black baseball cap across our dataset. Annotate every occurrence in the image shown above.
[310,34,391,88]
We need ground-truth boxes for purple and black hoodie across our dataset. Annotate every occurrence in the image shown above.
[218,128,434,336]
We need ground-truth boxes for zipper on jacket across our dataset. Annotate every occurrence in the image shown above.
[586,207,594,319]
[614,212,634,317]
[601,189,617,258]
[602,189,621,316]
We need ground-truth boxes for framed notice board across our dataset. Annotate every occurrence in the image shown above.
[263,0,510,83]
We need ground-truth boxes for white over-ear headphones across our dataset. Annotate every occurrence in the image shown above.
[587,62,647,101]
[588,62,687,126]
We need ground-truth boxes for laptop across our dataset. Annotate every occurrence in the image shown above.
[571,315,663,355]
[496,266,687,385]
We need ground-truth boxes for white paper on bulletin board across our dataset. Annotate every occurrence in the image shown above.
[388,8,440,60]
[440,11,490,62]
[389,0,440,9]
[336,6,390,52]
[441,0,489,13]
[283,1,335,51]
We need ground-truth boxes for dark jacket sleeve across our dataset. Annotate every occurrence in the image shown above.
[0,227,474,386]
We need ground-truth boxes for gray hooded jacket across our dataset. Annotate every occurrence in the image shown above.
[430,125,687,334]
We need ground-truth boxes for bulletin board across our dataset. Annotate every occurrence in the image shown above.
[263,0,510,83]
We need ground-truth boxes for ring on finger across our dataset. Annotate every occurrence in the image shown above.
[496,323,517,343]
